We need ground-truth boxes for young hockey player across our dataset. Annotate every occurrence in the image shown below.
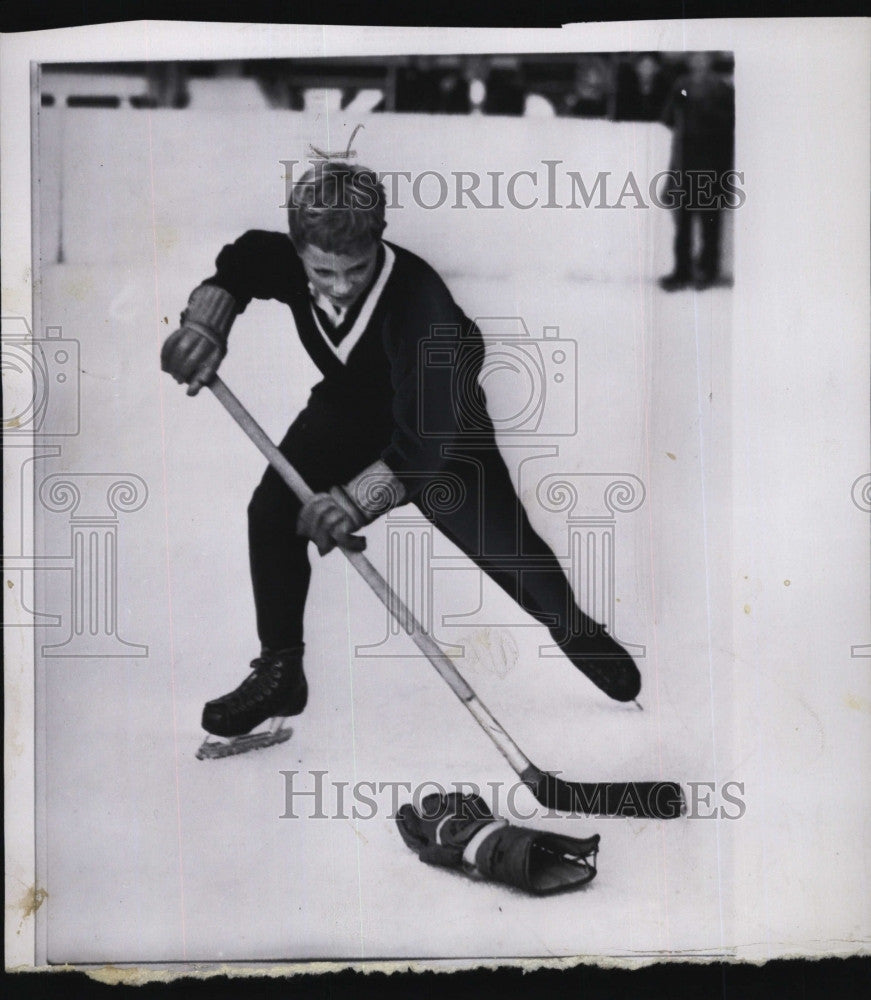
[161,162,641,755]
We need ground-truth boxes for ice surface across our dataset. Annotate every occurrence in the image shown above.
[34,109,735,963]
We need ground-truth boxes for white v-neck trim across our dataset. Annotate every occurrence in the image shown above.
[309,244,396,364]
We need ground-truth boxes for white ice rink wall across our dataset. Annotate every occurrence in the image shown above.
[39,108,681,282]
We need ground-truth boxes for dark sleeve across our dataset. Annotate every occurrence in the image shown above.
[201,230,296,313]
[379,268,473,495]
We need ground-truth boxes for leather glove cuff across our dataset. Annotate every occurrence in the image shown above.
[180,284,239,353]
[339,460,407,525]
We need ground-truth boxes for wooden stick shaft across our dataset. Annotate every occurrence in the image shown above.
[209,376,532,776]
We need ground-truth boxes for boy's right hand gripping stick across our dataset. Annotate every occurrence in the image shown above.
[161,284,238,395]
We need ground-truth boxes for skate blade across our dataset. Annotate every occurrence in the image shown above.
[196,718,293,760]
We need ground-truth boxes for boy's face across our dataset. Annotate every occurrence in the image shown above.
[298,242,380,310]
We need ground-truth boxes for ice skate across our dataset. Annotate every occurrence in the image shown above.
[559,626,641,703]
[196,647,307,760]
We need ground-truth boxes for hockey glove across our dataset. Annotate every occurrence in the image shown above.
[396,792,599,895]
[296,461,406,557]
[161,284,239,396]
[296,489,368,556]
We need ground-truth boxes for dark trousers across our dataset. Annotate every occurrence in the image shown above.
[673,204,722,279]
[248,392,596,653]
[669,138,733,280]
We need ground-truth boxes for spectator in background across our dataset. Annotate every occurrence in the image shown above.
[562,57,610,118]
[257,64,304,110]
[145,63,190,109]
[394,56,443,113]
[612,54,670,122]
[483,59,526,116]
[659,52,735,291]
[439,65,471,114]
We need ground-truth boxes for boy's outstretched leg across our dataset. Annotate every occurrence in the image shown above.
[425,443,641,703]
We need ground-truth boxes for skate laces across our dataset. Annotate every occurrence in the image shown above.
[207,648,305,716]
[211,657,279,711]
[211,657,282,714]
[250,654,283,676]
[250,651,303,694]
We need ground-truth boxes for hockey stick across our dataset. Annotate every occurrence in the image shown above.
[208,376,685,819]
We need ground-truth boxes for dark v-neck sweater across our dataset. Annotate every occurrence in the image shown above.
[307,243,385,348]
[203,230,488,497]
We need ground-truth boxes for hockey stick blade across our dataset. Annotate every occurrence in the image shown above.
[521,765,685,819]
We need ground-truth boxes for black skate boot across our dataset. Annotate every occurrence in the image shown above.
[558,627,641,703]
[196,646,307,760]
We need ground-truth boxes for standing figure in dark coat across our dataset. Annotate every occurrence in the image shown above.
[659,53,735,291]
